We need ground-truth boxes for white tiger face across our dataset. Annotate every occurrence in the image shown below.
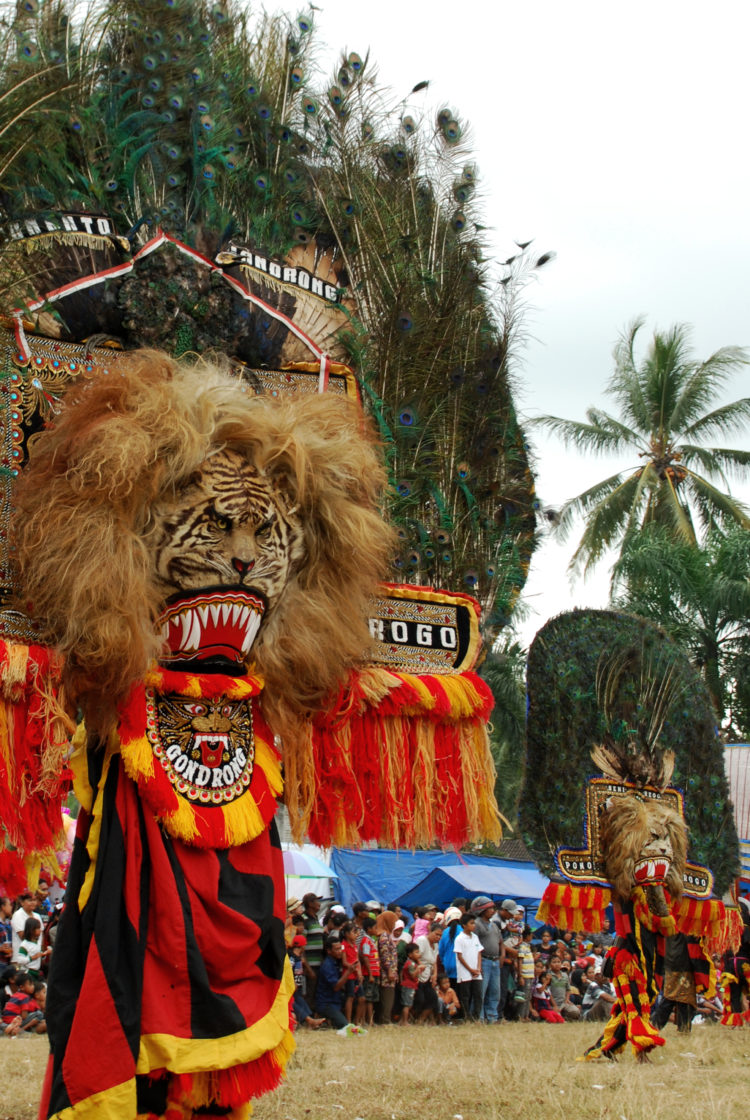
[148,448,303,609]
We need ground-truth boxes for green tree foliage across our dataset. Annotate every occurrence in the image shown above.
[521,609,740,895]
[612,525,750,740]
[479,640,526,825]
[535,318,750,576]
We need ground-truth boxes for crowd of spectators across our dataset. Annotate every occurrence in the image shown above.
[282,892,672,1031]
[1,883,60,1037]
[2,883,727,1040]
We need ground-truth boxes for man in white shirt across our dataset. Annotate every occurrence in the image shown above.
[11,893,37,965]
[454,913,483,1021]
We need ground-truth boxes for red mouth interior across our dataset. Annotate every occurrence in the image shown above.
[159,589,266,664]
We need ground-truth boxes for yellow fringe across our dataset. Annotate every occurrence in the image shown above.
[254,736,283,799]
[162,798,199,844]
[120,732,155,782]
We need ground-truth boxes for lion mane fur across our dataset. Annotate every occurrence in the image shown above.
[13,349,394,738]
[599,794,688,902]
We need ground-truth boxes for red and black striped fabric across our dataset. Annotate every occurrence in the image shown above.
[40,744,293,1120]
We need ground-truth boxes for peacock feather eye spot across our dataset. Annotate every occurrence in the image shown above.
[348,52,363,71]
[407,551,420,567]
[362,121,374,140]
[148,77,163,92]
[298,16,311,32]
[290,67,304,85]
[246,82,258,97]
[435,530,451,546]
[338,68,351,88]
[328,85,343,105]
[398,408,416,426]
[165,145,182,159]
[69,116,82,132]
[200,115,214,132]
[462,164,476,182]
[285,168,299,184]
[197,100,210,114]
[486,565,496,577]
[457,462,470,479]
[191,67,204,82]
[294,228,310,243]
[141,94,156,108]
[442,120,461,143]
[302,96,318,115]
[424,548,435,560]
[401,116,416,135]
[142,53,158,70]
[464,570,479,587]
[452,211,466,232]
[257,104,271,119]
[169,94,183,109]
[393,555,405,569]
[441,551,452,564]
[341,199,355,215]
[437,107,452,126]
[105,180,118,192]
[202,163,216,180]
[391,145,407,162]
[396,481,412,497]
[396,313,412,332]
[254,174,269,191]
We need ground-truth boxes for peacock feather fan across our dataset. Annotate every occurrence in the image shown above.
[0,0,541,637]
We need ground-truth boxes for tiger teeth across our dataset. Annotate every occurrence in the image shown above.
[222,603,232,624]
[198,605,210,626]
[232,604,241,624]
[186,611,202,651]
[180,613,192,646]
[210,604,221,626]
[241,612,261,654]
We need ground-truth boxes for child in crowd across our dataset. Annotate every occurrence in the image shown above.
[16,917,49,979]
[340,922,363,1024]
[2,971,46,1035]
[357,916,380,1027]
[399,943,421,1024]
[437,975,461,1022]
[532,970,565,1023]
[288,935,325,1030]
[453,912,483,1022]
[516,925,536,1021]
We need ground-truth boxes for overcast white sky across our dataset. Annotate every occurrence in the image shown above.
[312,0,750,646]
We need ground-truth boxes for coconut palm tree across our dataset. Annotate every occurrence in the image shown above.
[535,318,750,575]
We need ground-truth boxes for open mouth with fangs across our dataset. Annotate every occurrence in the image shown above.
[158,587,266,670]
[633,857,671,885]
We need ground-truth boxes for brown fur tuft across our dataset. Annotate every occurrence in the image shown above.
[13,350,395,737]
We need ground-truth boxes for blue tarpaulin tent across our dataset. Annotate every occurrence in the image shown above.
[392,863,549,914]
[330,848,548,917]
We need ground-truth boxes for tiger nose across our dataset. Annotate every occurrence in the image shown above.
[232,557,255,578]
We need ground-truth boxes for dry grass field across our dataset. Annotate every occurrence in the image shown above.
[2,1021,750,1120]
